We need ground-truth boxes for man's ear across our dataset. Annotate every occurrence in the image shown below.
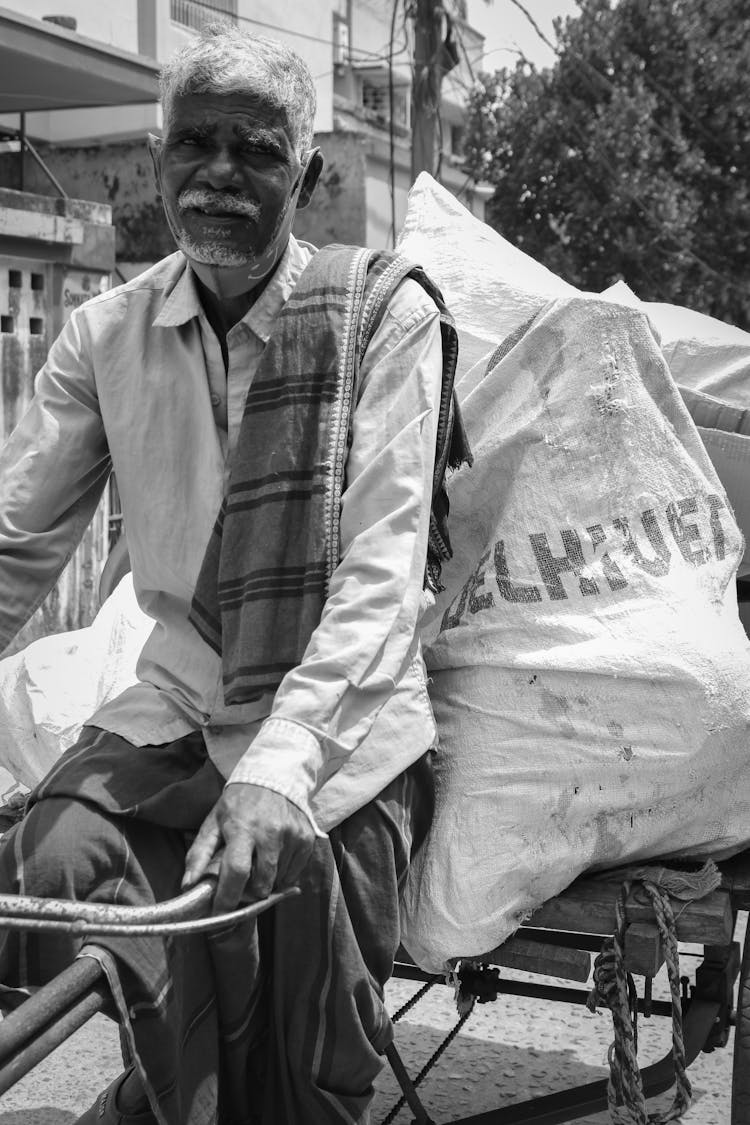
[147,133,163,198]
[296,148,324,211]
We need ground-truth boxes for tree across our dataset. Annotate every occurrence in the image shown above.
[463,0,750,327]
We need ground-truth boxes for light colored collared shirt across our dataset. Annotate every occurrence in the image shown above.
[0,237,441,833]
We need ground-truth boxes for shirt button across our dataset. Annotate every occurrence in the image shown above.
[210,393,222,407]
[206,725,223,736]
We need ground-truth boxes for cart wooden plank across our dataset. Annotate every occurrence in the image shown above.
[526,877,734,945]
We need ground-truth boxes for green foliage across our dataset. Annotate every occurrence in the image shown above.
[463,0,750,326]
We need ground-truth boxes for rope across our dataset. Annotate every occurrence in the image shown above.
[640,883,692,1123]
[587,875,694,1124]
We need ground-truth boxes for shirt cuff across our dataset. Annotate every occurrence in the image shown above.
[226,715,328,838]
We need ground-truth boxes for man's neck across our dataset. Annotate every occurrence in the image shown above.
[187,239,291,342]
[194,262,280,354]
[196,280,255,340]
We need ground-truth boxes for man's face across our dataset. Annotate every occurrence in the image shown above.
[153,91,312,269]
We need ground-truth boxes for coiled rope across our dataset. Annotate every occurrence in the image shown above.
[586,861,720,1124]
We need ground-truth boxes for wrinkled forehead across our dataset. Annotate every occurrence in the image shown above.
[165,89,295,141]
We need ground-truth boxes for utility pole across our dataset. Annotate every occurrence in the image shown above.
[410,0,444,182]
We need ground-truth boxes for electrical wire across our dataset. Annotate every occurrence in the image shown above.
[505,0,557,57]
[435,104,444,180]
[176,0,392,63]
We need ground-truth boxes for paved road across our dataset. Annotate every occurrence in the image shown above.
[0,918,742,1124]
[375,960,736,1124]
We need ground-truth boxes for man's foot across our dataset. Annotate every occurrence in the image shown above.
[75,1068,157,1124]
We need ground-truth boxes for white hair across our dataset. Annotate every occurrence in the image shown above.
[160,22,317,155]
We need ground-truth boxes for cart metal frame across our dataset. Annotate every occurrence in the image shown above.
[0,853,747,1124]
[384,851,750,1123]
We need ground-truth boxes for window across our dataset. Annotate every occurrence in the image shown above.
[362,78,410,129]
[170,0,238,32]
[449,123,465,159]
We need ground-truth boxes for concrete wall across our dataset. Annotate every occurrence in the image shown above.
[363,136,412,249]
[0,141,172,264]
[18,0,140,50]
[349,0,412,85]
[294,132,369,248]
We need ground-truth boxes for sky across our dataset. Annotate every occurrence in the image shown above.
[465,0,582,71]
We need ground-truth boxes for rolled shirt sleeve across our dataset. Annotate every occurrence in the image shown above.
[0,311,111,649]
[226,279,442,823]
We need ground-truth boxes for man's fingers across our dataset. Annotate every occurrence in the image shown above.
[189,786,316,911]
[246,850,277,903]
[182,811,222,888]
[275,837,315,889]
[213,834,256,914]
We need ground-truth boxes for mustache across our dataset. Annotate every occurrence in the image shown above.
[177,189,261,219]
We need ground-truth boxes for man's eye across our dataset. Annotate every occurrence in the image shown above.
[239,141,281,159]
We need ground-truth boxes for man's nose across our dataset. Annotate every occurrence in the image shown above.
[199,147,243,189]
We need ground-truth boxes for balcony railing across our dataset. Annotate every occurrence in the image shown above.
[170,0,238,31]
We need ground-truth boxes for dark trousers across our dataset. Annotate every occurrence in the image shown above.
[0,727,434,1125]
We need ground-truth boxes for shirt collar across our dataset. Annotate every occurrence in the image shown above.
[152,237,314,335]
[241,236,314,343]
[153,255,202,328]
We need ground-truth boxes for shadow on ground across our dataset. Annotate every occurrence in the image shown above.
[0,1113,77,1125]
[373,1022,611,1122]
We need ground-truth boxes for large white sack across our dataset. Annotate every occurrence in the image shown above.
[397,173,578,387]
[680,388,750,579]
[602,281,750,578]
[0,575,153,789]
[648,300,750,410]
[402,294,750,973]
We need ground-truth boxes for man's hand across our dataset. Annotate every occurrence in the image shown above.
[182,783,316,914]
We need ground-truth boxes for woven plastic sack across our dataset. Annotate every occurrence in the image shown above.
[401,295,750,972]
[603,281,750,577]
[397,173,577,389]
[0,575,153,789]
[647,299,750,410]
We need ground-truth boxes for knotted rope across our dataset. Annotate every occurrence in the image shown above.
[586,860,721,1124]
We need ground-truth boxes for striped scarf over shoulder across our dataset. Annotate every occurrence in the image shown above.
[189,243,470,706]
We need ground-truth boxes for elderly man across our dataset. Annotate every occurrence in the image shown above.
[0,23,466,1125]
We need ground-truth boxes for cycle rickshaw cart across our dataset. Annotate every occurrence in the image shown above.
[0,811,748,1125]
